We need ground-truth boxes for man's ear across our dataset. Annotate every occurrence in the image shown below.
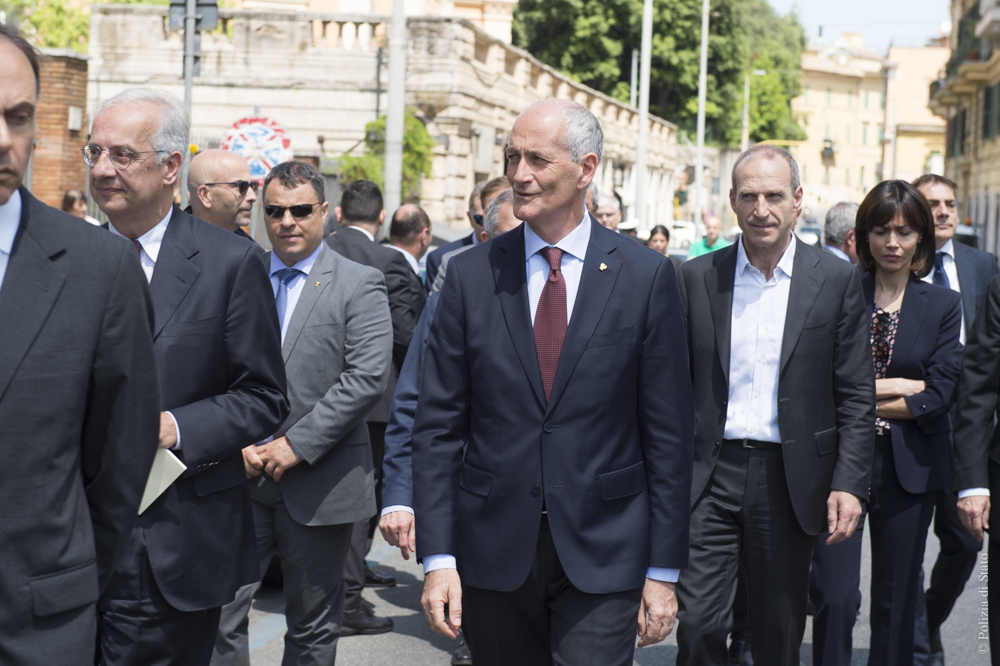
[335,206,343,224]
[197,184,212,208]
[163,151,184,187]
[480,229,490,243]
[378,209,387,228]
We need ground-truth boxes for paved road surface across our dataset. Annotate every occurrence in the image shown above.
[247,527,992,665]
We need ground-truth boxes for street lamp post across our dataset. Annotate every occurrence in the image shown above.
[693,0,709,228]
[634,0,653,236]
[740,69,767,152]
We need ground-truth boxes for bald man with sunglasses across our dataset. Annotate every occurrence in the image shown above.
[187,149,259,242]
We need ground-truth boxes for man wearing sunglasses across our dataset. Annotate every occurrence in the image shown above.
[187,149,259,242]
[423,180,487,295]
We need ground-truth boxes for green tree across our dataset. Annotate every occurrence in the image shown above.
[1,0,90,52]
[339,108,436,200]
[513,0,806,146]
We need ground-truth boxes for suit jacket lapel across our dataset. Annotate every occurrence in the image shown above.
[888,279,927,374]
[0,191,66,402]
[493,225,546,409]
[278,245,333,362]
[780,240,825,373]
[704,244,737,385]
[545,224,621,414]
[149,208,200,340]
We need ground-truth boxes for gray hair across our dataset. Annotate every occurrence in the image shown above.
[596,194,620,212]
[587,181,600,201]
[484,189,515,239]
[93,88,189,165]
[519,99,603,163]
[731,144,801,194]
[824,202,859,246]
[469,180,487,213]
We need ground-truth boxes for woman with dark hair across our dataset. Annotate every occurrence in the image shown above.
[61,189,99,225]
[854,179,962,664]
[647,224,682,270]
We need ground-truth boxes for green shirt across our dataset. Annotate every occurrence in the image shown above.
[687,235,731,259]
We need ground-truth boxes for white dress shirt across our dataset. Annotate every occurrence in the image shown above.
[724,235,796,443]
[269,243,323,344]
[921,238,965,345]
[343,224,375,242]
[108,208,181,447]
[424,213,679,583]
[389,243,421,275]
[0,190,22,294]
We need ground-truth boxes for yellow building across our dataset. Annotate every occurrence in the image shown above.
[788,35,886,217]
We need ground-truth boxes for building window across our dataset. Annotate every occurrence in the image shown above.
[827,88,832,105]
[847,90,853,108]
[865,90,870,108]
[863,123,868,145]
[984,84,997,141]
[860,166,865,189]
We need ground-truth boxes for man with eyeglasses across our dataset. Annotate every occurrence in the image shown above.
[327,179,425,635]
[87,87,289,666]
[186,149,259,242]
[910,173,998,666]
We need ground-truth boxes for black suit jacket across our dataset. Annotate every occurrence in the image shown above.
[952,275,1000,491]
[424,233,474,295]
[412,221,695,594]
[860,274,962,494]
[954,242,999,336]
[676,238,875,535]
[326,226,425,421]
[0,188,160,661]
[138,207,288,611]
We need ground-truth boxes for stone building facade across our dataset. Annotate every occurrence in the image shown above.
[87,4,680,230]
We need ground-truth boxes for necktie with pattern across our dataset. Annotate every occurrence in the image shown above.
[933,251,950,289]
[274,267,303,333]
[533,247,567,402]
[131,239,143,261]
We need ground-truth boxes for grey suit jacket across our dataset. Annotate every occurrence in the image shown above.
[261,244,393,526]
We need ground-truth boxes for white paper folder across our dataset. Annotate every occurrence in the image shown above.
[139,448,187,514]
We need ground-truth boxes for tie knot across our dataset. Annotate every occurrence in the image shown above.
[540,246,563,273]
[274,267,303,286]
[935,251,947,267]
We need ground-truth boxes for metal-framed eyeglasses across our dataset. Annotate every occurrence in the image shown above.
[205,180,259,197]
[81,144,168,170]
[263,203,321,219]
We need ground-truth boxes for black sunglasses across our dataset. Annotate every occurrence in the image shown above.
[264,202,321,219]
[205,180,259,196]
[473,214,484,225]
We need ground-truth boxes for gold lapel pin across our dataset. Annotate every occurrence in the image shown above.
[599,263,608,271]
[315,281,321,287]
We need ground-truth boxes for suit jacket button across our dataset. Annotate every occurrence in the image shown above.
[543,423,553,433]
[531,484,541,495]
[714,441,720,448]
[920,405,926,412]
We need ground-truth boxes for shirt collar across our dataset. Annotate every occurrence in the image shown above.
[939,238,955,259]
[523,211,590,262]
[0,190,22,258]
[471,229,481,245]
[108,206,173,263]
[270,241,324,277]
[736,232,796,279]
[344,225,375,242]
[389,244,420,274]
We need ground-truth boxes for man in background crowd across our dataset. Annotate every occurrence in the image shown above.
[822,202,858,264]
[424,181,486,293]
[594,193,621,231]
[0,27,162,666]
[89,87,288,666]
[187,149,259,242]
[328,179,425,635]
[389,203,433,280]
[686,214,730,259]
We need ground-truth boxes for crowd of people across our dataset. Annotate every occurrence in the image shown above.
[5,19,1000,666]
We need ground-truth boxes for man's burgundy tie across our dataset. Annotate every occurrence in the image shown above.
[533,246,567,402]
[131,239,143,261]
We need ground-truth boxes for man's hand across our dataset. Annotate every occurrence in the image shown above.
[242,445,265,479]
[379,511,416,560]
[158,412,178,449]
[637,579,677,647]
[255,436,302,482]
[421,569,462,639]
[825,490,863,545]
[958,495,991,542]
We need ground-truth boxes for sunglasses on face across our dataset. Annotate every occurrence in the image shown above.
[473,214,484,225]
[206,180,259,196]
[264,203,321,219]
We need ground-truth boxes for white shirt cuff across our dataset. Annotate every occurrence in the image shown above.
[167,411,181,450]
[646,567,680,583]
[958,488,991,499]
[381,505,414,517]
[423,553,457,574]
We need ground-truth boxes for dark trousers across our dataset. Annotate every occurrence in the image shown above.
[344,421,386,610]
[677,443,815,666]
[211,476,353,666]
[462,515,642,666]
[98,524,222,666]
[809,504,867,666]
[989,460,1000,666]
[925,489,983,632]
[867,435,935,666]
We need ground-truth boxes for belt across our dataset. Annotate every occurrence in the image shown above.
[724,438,781,450]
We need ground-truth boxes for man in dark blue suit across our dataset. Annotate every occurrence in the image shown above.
[423,181,485,294]
[89,87,289,666]
[411,99,695,665]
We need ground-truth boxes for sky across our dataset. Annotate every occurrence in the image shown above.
[767,0,952,56]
